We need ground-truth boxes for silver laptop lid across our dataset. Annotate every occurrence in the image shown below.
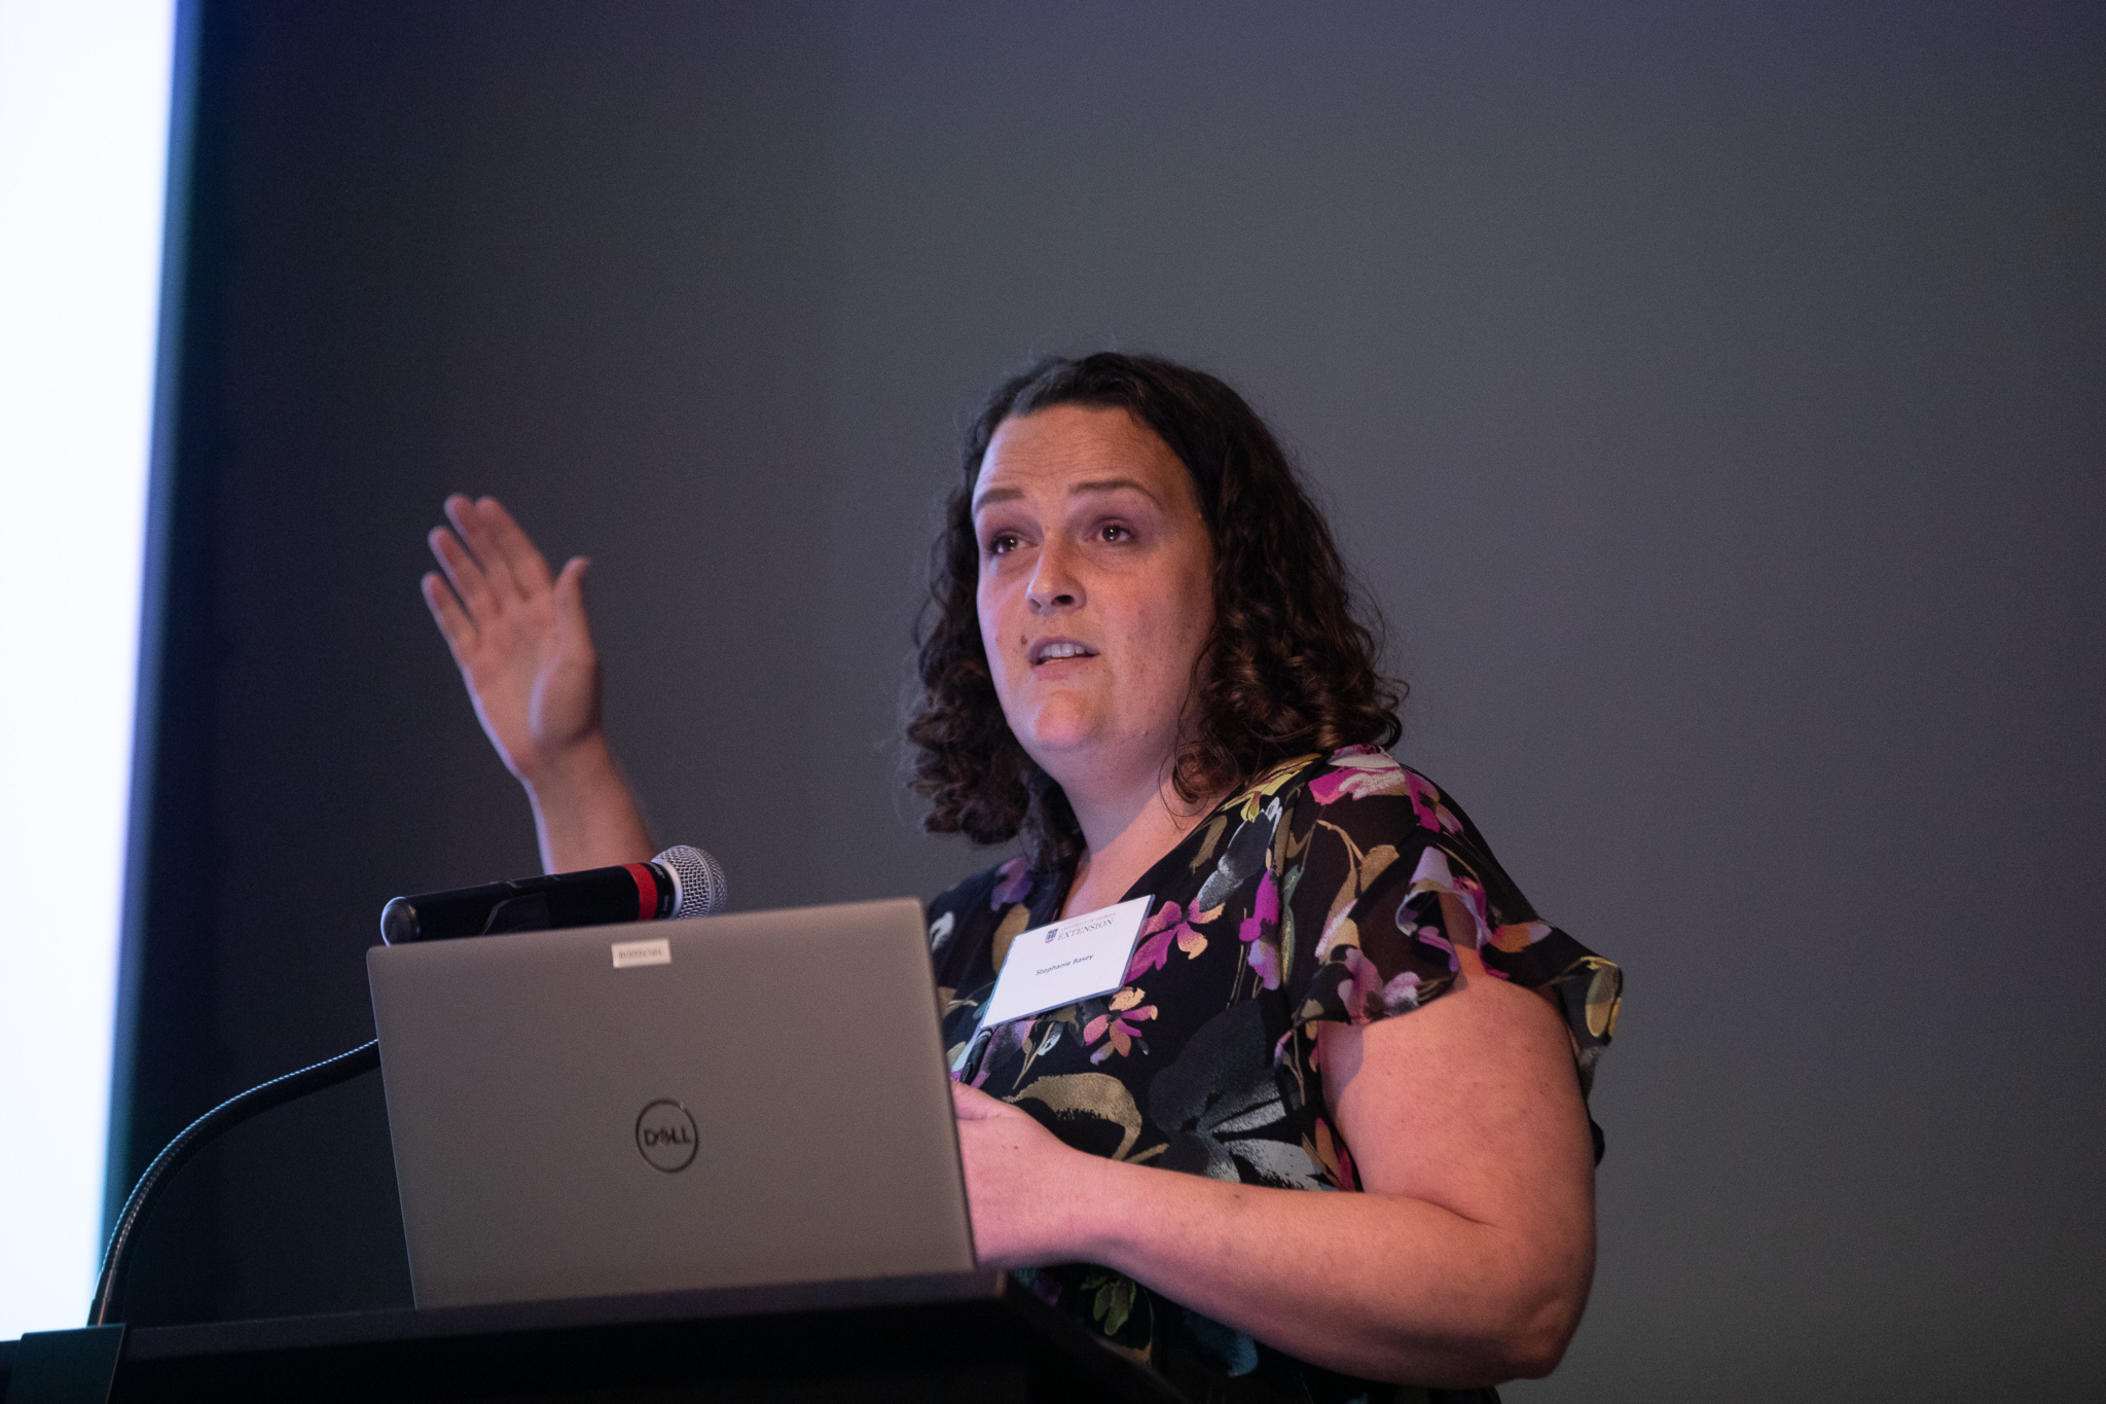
[367,897,975,1308]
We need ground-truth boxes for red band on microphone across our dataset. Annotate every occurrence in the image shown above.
[623,863,661,921]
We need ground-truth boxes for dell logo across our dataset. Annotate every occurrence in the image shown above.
[635,1099,699,1173]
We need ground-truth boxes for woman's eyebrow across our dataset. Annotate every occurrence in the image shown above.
[1066,477,1160,505]
[971,477,1160,515]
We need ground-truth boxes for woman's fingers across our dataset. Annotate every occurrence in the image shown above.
[548,555,593,644]
[431,494,565,630]
[950,1081,1008,1120]
[420,570,475,660]
[445,494,552,603]
[427,524,497,622]
[476,495,557,597]
[552,554,590,611]
[443,494,525,604]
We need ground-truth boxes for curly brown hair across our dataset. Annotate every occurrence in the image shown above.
[905,352,1404,868]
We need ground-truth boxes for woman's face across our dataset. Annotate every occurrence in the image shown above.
[972,405,1216,799]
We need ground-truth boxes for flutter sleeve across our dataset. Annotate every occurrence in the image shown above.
[1282,749,1622,1094]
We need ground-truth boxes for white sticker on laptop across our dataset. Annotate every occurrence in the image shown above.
[977,896,1151,1027]
[611,937,671,969]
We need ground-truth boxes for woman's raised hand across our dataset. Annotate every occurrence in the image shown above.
[421,496,655,872]
[422,494,600,786]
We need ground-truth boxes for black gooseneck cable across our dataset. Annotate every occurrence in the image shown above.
[88,1039,381,1326]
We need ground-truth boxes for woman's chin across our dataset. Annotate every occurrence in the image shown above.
[1019,730,1184,804]
[1013,714,1111,776]
[1017,728,1094,772]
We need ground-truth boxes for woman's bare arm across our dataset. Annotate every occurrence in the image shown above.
[951,898,1596,1388]
[421,494,655,871]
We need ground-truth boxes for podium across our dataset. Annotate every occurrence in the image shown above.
[0,1271,1188,1402]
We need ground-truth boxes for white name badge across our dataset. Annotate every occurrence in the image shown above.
[978,896,1152,1028]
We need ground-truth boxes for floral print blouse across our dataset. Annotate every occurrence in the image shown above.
[927,746,1622,1404]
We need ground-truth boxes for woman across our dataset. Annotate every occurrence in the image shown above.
[422,353,1620,1402]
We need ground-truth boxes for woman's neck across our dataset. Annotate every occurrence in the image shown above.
[1060,774,1228,919]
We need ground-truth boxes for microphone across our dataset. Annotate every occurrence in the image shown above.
[380,844,727,945]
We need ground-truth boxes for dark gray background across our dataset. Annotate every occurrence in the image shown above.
[113,2,2103,1397]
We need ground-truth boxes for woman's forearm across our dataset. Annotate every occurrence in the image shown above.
[521,732,656,872]
[960,965,1601,1388]
[1067,1152,1591,1387]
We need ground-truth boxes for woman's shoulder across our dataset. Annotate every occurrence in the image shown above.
[1222,744,1463,836]
[1246,745,1548,929]
[1226,745,1598,976]
[1263,745,1622,1096]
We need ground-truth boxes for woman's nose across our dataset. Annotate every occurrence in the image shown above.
[1026,541,1081,611]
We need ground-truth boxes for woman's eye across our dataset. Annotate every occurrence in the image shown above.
[984,532,1020,556]
[1097,523,1133,544]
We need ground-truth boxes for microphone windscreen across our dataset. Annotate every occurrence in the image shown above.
[655,844,728,918]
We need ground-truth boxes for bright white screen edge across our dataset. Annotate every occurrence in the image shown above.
[0,0,176,1339]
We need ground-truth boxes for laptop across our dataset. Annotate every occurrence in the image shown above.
[366,897,977,1309]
